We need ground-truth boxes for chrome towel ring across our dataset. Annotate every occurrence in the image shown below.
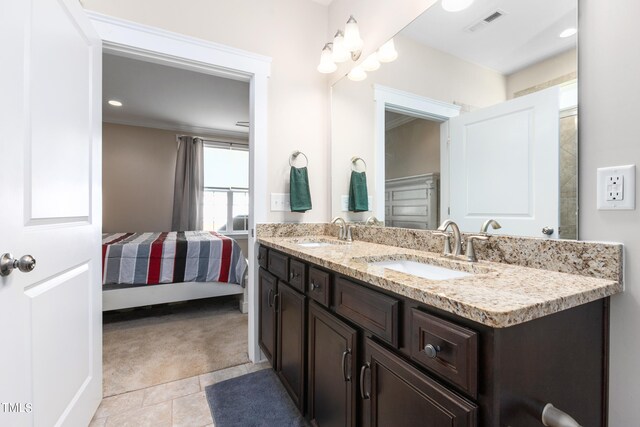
[351,156,367,172]
[289,150,309,168]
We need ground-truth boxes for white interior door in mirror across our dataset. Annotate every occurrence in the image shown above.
[448,86,560,238]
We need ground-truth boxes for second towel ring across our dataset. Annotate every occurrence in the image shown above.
[351,156,367,172]
[289,150,309,168]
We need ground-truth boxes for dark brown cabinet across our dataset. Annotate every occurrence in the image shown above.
[276,281,307,410]
[360,337,477,427]
[258,245,609,427]
[308,301,358,427]
[258,267,277,365]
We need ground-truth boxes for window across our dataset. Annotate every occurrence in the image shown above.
[203,142,249,234]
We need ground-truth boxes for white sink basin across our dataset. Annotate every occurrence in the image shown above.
[297,242,334,248]
[369,260,472,281]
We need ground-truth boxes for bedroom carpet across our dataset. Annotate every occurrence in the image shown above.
[102,295,249,397]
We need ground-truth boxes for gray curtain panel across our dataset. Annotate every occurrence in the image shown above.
[172,136,204,231]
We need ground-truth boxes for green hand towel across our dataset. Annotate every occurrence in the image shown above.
[348,171,369,212]
[290,166,312,213]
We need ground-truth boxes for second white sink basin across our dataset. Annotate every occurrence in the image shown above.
[297,242,334,248]
[370,260,472,281]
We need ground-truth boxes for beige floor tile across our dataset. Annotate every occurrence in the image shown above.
[245,361,271,373]
[89,417,107,427]
[105,401,172,427]
[143,376,201,406]
[199,364,249,390]
[172,391,213,427]
[94,389,145,419]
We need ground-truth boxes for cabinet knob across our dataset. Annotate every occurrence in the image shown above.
[424,344,441,359]
[311,281,319,290]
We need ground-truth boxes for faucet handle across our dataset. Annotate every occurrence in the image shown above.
[432,231,452,256]
[346,225,353,243]
[465,234,490,262]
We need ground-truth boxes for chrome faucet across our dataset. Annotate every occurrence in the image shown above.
[331,217,352,242]
[365,216,380,226]
[480,219,502,233]
[436,220,463,257]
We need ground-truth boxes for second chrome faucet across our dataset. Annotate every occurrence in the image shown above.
[434,219,501,262]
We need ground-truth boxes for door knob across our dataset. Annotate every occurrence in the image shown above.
[1,253,37,276]
[542,227,554,236]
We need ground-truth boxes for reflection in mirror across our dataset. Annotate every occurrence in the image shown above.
[330,0,577,239]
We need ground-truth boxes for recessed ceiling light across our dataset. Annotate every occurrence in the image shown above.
[108,100,123,107]
[441,0,474,12]
[559,28,577,38]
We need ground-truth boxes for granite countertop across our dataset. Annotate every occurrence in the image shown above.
[258,235,623,328]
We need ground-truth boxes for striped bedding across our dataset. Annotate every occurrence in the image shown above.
[102,231,247,286]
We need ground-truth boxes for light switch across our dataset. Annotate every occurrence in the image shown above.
[270,193,291,211]
[597,165,635,210]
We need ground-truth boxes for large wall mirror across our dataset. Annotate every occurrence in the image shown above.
[331,0,577,239]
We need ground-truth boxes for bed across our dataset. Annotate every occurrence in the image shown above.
[102,231,248,312]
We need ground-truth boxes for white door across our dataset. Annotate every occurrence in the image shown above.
[447,86,560,238]
[0,1,102,426]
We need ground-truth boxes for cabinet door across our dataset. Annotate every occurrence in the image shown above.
[259,267,277,365]
[361,338,477,427]
[308,302,357,427]
[276,282,306,410]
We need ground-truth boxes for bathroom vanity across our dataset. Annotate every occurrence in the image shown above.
[256,229,622,427]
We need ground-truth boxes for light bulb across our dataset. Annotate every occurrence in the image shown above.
[331,30,350,63]
[343,15,364,52]
[361,54,380,72]
[108,100,123,107]
[377,39,398,63]
[559,28,577,38]
[347,66,367,82]
[441,0,474,12]
[317,43,337,73]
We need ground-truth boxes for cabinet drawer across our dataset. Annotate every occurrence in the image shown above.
[288,259,307,293]
[307,267,331,307]
[268,250,289,281]
[334,278,399,347]
[410,309,478,397]
[258,246,268,269]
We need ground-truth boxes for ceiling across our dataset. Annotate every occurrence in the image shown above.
[401,0,577,75]
[103,53,250,139]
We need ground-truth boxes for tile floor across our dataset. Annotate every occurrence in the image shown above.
[90,361,271,427]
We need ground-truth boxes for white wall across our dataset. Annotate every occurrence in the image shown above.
[506,48,577,99]
[83,0,330,223]
[580,0,640,424]
[385,118,440,180]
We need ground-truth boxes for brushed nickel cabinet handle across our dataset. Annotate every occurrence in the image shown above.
[341,348,352,382]
[360,363,371,400]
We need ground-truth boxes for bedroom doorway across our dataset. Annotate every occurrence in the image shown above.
[100,51,253,397]
[87,11,271,423]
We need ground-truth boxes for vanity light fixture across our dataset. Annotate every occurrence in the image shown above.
[317,43,338,73]
[317,15,363,74]
[377,39,398,63]
[343,16,364,52]
[108,100,123,107]
[559,28,577,38]
[331,31,350,63]
[347,66,367,82]
[441,0,474,12]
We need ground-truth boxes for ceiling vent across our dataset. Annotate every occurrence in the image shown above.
[465,9,506,33]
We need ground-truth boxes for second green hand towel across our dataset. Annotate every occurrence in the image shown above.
[348,170,368,212]
[290,166,312,212]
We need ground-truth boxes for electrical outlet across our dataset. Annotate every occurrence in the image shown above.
[597,165,635,210]
[606,175,624,201]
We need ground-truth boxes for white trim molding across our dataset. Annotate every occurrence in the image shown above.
[88,11,271,363]
[373,85,460,222]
